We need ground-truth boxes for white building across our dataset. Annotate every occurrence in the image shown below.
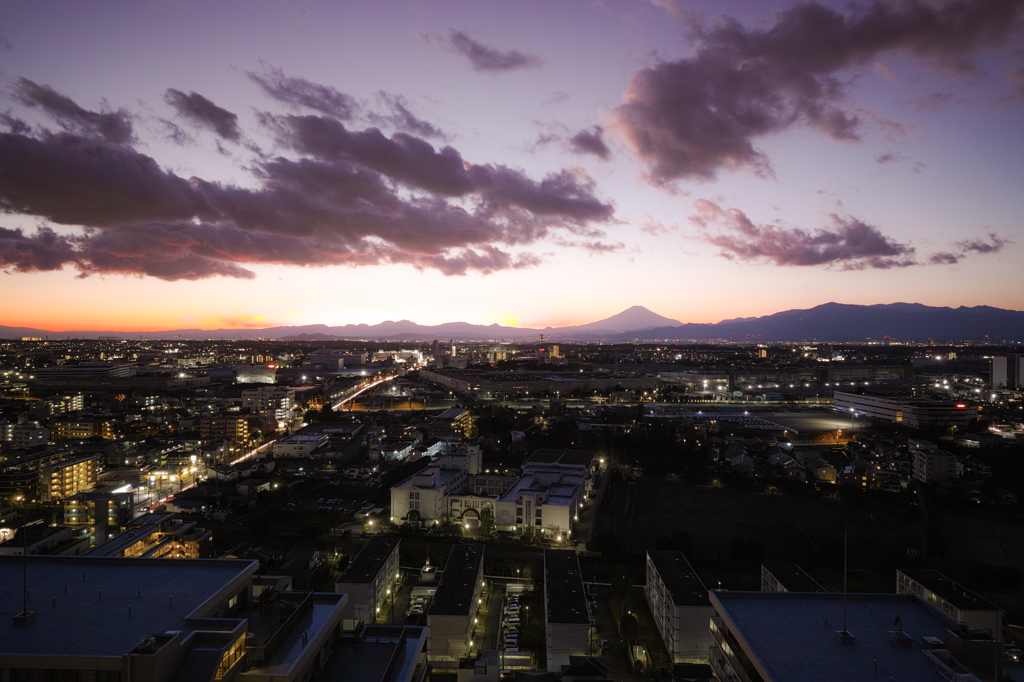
[645,551,714,664]
[544,550,593,670]
[234,365,276,384]
[242,386,296,421]
[910,440,958,484]
[426,544,485,662]
[335,537,400,625]
[834,391,978,429]
[272,433,327,458]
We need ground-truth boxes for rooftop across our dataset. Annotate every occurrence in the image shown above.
[336,538,399,586]
[0,556,257,658]
[899,569,1001,613]
[319,626,426,682]
[429,544,483,617]
[762,564,828,593]
[647,551,710,607]
[545,550,589,624]
[713,592,966,682]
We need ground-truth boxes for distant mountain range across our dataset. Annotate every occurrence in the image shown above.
[3,303,1024,343]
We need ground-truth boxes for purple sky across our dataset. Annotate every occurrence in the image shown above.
[1,0,1022,331]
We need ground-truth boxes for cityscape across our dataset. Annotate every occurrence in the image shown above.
[2,1,1024,682]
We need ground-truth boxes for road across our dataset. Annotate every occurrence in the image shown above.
[588,584,646,682]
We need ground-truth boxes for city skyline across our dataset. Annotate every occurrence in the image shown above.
[1,0,1023,331]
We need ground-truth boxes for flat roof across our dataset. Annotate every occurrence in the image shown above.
[392,465,461,491]
[713,592,962,682]
[319,626,425,682]
[430,545,483,616]
[0,556,257,658]
[647,551,710,607]
[525,449,596,468]
[762,564,827,593]
[544,550,589,624]
[336,538,399,586]
[899,569,1001,613]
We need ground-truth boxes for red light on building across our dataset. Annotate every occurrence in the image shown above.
[956,403,967,409]
[268,364,276,369]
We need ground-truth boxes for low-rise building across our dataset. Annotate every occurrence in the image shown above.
[86,512,212,558]
[335,537,401,625]
[645,550,714,664]
[897,569,1002,641]
[760,564,827,593]
[427,544,485,662]
[910,440,958,484]
[545,550,593,670]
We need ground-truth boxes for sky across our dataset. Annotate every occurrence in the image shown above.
[1,0,1023,332]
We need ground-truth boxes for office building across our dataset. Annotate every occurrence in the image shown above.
[427,544,485,663]
[335,537,401,625]
[544,550,593,671]
[645,551,715,664]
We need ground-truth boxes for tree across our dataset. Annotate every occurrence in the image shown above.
[478,507,496,540]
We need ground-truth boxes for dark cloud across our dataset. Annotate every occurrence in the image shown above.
[0,108,614,280]
[874,152,899,164]
[566,126,612,160]
[616,0,1024,183]
[929,251,960,264]
[0,111,30,135]
[371,93,447,139]
[247,65,358,119]
[260,113,613,224]
[0,226,78,273]
[0,132,214,227]
[689,199,916,269]
[164,89,241,141]
[433,29,543,73]
[12,77,133,144]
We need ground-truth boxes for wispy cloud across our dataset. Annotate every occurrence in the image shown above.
[12,77,133,144]
[425,29,543,73]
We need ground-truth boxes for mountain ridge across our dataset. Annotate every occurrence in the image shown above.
[3,303,1023,342]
